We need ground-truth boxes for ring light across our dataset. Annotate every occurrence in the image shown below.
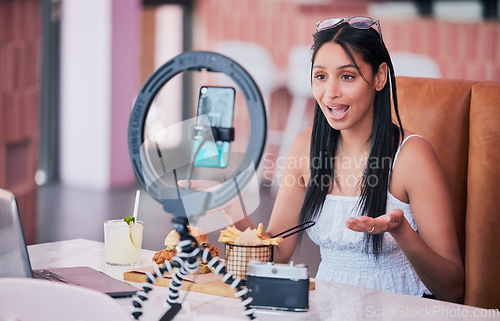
[128,51,267,217]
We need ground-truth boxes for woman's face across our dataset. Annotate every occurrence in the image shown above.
[312,42,385,133]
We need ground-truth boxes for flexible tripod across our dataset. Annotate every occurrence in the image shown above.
[130,216,256,321]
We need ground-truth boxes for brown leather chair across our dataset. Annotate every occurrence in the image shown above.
[466,81,500,309]
[396,76,472,259]
[395,76,500,309]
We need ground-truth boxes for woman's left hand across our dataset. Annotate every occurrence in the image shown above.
[345,209,407,234]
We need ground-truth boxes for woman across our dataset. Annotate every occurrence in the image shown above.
[186,17,464,302]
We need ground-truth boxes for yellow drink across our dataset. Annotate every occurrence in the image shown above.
[104,219,143,266]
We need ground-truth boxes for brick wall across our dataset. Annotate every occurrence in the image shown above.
[0,0,41,244]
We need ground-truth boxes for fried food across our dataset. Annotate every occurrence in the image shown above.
[152,226,220,273]
[152,248,176,265]
[218,223,283,246]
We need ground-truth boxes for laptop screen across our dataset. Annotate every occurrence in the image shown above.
[0,188,34,278]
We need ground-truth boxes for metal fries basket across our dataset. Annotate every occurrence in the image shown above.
[223,221,316,281]
[224,243,273,280]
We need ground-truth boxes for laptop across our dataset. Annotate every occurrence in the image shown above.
[0,188,139,298]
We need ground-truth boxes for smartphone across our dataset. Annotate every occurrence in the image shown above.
[193,86,235,168]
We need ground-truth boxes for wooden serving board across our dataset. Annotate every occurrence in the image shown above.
[124,267,237,298]
[124,266,315,299]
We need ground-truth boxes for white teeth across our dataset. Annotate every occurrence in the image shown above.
[328,106,349,115]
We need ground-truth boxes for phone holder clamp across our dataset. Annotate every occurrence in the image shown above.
[191,125,235,142]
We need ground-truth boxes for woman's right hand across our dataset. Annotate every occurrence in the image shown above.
[177,179,241,215]
[177,179,222,192]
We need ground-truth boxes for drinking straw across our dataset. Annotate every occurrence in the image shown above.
[133,189,140,222]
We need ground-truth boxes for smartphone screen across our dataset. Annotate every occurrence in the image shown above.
[193,86,235,168]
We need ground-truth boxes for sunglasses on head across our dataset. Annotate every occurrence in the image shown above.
[316,17,383,40]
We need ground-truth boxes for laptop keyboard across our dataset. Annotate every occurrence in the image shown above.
[33,269,68,283]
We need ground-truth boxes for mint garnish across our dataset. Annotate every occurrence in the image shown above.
[124,216,135,225]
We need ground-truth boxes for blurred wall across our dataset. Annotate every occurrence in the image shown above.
[0,0,41,244]
[59,0,140,190]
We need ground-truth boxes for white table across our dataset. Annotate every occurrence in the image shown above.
[28,239,499,320]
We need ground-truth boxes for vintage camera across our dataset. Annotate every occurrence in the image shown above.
[245,261,309,311]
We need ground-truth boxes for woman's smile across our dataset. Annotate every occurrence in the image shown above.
[326,104,350,119]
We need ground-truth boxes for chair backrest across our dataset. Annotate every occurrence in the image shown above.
[215,40,277,102]
[273,45,314,193]
[0,278,131,321]
[286,45,313,98]
[397,77,500,309]
[395,76,472,259]
[466,81,500,309]
[391,52,442,78]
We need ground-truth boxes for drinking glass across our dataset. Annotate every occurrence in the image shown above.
[104,220,143,266]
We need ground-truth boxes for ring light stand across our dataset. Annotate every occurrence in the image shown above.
[128,51,267,320]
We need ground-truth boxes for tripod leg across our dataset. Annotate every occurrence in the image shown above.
[161,218,199,317]
[131,216,257,320]
[201,248,257,320]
